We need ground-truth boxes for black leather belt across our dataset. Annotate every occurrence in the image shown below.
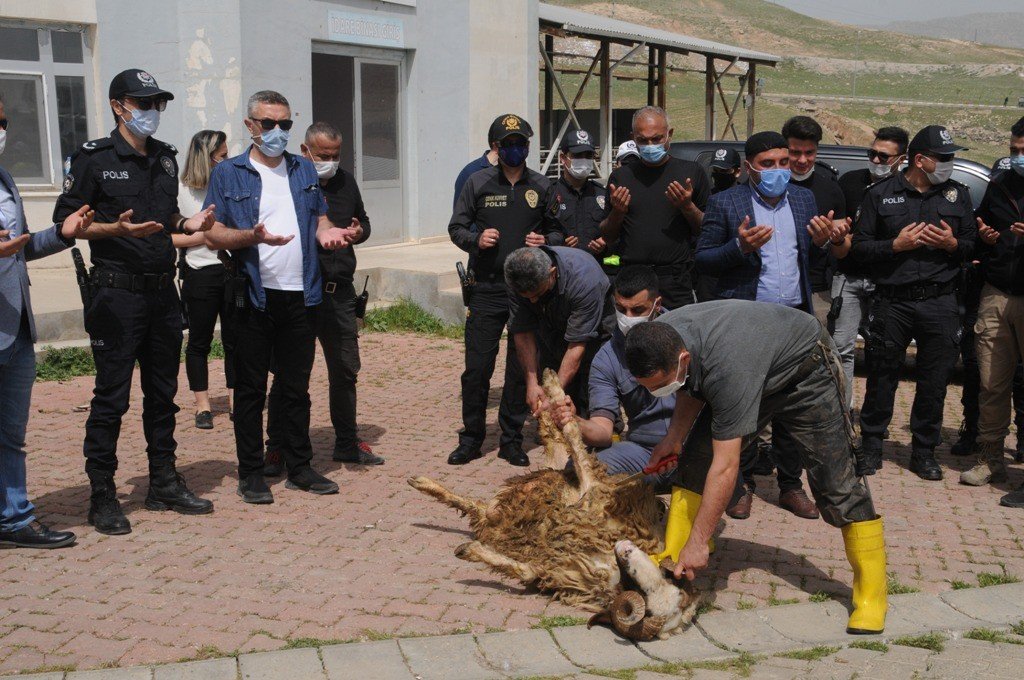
[91,269,173,292]
[876,278,957,302]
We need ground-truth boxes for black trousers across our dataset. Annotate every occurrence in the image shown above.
[83,285,182,477]
[182,263,237,393]
[958,274,1024,432]
[654,265,695,310]
[233,289,316,479]
[860,292,960,452]
[679,347,875,527]
[738,425,804,494]
[460,282,528,449]
[268,281,361,453]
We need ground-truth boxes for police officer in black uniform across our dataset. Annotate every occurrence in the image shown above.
[851,125,977,480]
[447,114,564,467]
[545,130,606,261]
[709,147,741,195]
[53,69,217,535]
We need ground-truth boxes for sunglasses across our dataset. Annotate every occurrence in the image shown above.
[499,137,528,149]
[122,98,167,112]
[920,152,954,164]
[250,117,294,132]
[867,150,900,163]
[0,118,7,131]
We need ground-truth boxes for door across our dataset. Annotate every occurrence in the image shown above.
[312,48,405,244]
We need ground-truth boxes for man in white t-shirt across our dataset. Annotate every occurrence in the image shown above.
[206,90,355,505]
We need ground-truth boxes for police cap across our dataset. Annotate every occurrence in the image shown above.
[710,147,741,170]
[109,69,174,101]
[560,129,595,154]
[908,125,966,156]
[615,140,639,162]
[488,114,533,144]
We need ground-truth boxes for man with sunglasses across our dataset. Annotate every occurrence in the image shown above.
[53,69,218,536]
[206,91,351,504]
[447,113,564,468]
[851,125,977,480]
[834,127,908,414]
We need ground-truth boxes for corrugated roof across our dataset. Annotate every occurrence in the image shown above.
[539,2,779,65]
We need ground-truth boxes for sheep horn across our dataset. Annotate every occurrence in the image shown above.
[610,590,646,627]
[586,610,612,629]
[634,614,667,641]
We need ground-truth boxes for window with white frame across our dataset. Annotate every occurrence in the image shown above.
[0,25,91,187]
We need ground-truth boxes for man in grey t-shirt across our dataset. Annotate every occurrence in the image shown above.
[624,300,886,636]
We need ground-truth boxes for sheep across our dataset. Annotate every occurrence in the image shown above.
[409,368,698,639]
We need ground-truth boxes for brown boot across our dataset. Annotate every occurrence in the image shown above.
[960,440,1008,486]
[727,486,754,520]
[779,488,819,519]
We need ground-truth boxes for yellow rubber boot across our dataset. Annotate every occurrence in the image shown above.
[842,516,888,634]
[650,487,714,566]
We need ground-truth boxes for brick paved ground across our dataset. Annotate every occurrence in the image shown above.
[2,332,1023,675]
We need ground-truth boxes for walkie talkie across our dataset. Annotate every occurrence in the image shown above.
[354,276,370,319]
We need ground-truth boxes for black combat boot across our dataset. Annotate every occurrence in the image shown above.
[145,466,214,515]
[950,421,977,457]
[88,475,131,535]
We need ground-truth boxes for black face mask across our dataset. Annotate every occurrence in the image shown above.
[712,170,737,192]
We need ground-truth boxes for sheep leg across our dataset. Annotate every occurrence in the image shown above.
[541,368,596,497]
[455,541,539,583]
[407,476,485,521]
[537,409,570,470]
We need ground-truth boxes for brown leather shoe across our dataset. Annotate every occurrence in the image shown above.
[779,488,819,519]
[727,486,754,520]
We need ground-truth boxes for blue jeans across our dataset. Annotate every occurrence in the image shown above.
[595,431,674,493]
[0,318,37,532]
[831,273,874,409]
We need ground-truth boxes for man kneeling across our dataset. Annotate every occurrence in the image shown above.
[624,300,886,634]
[549,265,673,491]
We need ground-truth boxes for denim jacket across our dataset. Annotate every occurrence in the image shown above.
[204,148,326,310]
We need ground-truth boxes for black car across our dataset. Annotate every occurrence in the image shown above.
[670,140,992,209]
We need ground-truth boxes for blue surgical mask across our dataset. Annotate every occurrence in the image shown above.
[122,107,160,138]
[1011,155,1024,177]
[499,144,529,168]
[638,143,667,164]
[750,165,791,198]
[258,127,289,158]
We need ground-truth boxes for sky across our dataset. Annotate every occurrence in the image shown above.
[767,0,1023,25]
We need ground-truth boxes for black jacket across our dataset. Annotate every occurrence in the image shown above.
[977,170,1024,295]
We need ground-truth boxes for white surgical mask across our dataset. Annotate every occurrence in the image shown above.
[925,159,954,185]
[0,129,6,156]
[566,158,594,180]
[122,107,160,138]
[869,158,900,180]
[791,166,814,182]
[313,159,339,180]
[648,355,687,398]
[615,309,651,335]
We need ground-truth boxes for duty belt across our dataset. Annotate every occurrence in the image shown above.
[91,269,173,293]
[875,279,956,301]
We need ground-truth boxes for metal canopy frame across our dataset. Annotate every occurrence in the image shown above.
[538,2,778,177]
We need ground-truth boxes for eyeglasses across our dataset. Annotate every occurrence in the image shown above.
[123,98,167,112]
[0,119,7,131]
[250,117,294,132]
[867,150,900,163]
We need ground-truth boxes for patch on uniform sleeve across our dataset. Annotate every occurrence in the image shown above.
[525,189,539,209]
[62,174,75,193]
[944,188,957,203]
[82,141,97,151]
[596,195,606,210]
[160,156,176,178]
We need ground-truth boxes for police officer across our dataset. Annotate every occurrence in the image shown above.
[447,114,564,467]
[709,147,741,195]
[53,69,217,535]
[546,130,606,261]
[851,125,977,480]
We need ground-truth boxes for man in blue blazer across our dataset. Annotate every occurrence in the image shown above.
[695,131,849,521]
[0,98,94,549]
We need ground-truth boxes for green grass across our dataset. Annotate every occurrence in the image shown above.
[363,298,464,339]
[179,645,236,662]
[777,646,840,661]
[284,637,349,649]
[892,632,947,653]
[532,615,588,630]
[1012,621,1024,637]
[849,640,889,653]
[950,580,973,590]
[583,670,635,680]
[887,572,921,595]
[19,664,77,674]
[976,572,1021,588]
[644,652,761,678]
[737,599,756,610]
[809,591,832,603]
[767,595,800,607]
[36,345,96,382]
